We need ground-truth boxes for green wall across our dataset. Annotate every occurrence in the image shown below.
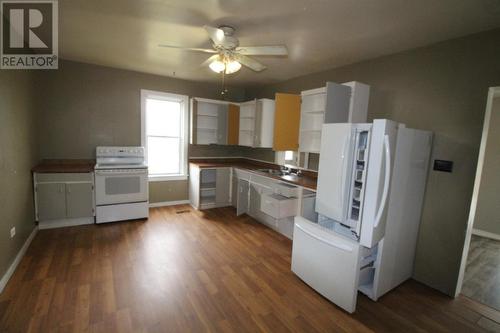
[0,71,38,281]
[247,29,500,296]
[35,60,273,203]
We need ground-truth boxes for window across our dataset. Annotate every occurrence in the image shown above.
[141,90,189,181]
[275,150,298,166]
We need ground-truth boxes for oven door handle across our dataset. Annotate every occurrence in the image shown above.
[95,170,148,176]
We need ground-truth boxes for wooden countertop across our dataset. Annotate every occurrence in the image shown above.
[32,159,96,173]
[189,158,318,190]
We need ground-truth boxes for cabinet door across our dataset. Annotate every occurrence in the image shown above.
[254,100,263,147]
[236,179,249,216]
[66,183,94,218]
[215,168,231,205]
[324,82,351,123]
[37,183,66,220]
[189,166,200,209]
[227,104,240,145]
[274,93,301,151]
[231,174,238,208]
[253,99,275,148]
[217,105,228,145]
[190,99,198,144]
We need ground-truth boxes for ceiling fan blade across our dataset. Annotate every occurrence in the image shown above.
[237,55,266,72]
[203,25,226,45]
[200,54,220,67]
[158,44,217,53]
[236,45,288,56]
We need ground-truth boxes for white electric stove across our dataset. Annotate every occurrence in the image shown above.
[94,146,149,223]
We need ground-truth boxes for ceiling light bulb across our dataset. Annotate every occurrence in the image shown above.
[225,60,241,74]
[209,60,225,73]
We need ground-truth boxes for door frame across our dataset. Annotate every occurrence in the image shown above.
[455,86,500,297]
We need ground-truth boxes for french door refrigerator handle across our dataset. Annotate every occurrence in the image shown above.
[339,136,349,216]
[295,223,354,253]
[374,134,391,228]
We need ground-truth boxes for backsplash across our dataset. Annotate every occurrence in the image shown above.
[189,144,275,163]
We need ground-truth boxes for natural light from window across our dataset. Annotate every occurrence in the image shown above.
[142,90,188,180]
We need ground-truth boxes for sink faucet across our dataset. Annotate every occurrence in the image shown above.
[280,165,290,175]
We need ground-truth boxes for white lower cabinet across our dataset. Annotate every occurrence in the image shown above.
[34,172,95,229]
[190,165,314,240]
[189,166,231,210]
[234,169,304,239]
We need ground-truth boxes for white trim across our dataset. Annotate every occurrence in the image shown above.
[148,175,188,182]
[455,86,500,297]
[141,89,189,179]
[0,226,38,294]
[301,86,326,96]
[149,200,190,208]
[38,217,94,230]
[471,228,500,241]
[193,97,238,105]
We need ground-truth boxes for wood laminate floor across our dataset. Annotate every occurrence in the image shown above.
[1,206,500,332]
[462,235,500,311]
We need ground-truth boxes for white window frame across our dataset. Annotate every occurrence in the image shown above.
[141,89,189,182]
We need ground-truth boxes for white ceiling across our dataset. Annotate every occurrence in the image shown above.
[60,0,500,85]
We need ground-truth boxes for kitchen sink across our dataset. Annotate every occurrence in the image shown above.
[256,168,289,176]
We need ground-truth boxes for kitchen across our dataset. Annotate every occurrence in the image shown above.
[1,1,500,332]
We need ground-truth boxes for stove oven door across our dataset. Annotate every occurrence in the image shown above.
[95,168,149,205]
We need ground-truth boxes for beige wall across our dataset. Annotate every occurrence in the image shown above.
[35,60,273,203]
[0,71,38,279]
[247,29,500,295]
[473,95,500,235]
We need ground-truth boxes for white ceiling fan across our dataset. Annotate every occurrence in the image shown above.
[159,25,288,74]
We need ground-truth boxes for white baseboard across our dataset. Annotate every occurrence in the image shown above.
[472,228,500,241]
[38,217,94,230]
[149,200,190,208]
[0,226,38,294]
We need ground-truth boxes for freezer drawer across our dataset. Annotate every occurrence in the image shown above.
[291,216,362,313]
[260,193,298,219]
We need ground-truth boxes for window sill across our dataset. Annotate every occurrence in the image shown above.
[148,175,188,182]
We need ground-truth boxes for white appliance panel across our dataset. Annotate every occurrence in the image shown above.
[316,123,355,223]
[95,169,148,205]
[359,119,398,248]
[96,201,148,224]
[292,216,361,313]
[372,127,432,299]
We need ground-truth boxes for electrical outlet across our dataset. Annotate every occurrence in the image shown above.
[10,227,15,238]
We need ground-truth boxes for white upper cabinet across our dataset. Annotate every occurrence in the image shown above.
[191,98,229,145]
[299,87,327,153]
[299,81,370,153]
[239,98,275,148]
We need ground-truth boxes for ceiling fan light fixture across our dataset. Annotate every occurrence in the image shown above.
[225,60,241,74]
[209,59,225,73]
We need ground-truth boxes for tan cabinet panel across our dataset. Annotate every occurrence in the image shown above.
[227,104,240,145]
[37,183,67,220]
[66,183,94,218]
[274,93,301,151]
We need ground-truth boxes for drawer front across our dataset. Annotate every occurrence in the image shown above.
[274,182,299,198]
[36,172,93,183]
[260,194,298,219]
